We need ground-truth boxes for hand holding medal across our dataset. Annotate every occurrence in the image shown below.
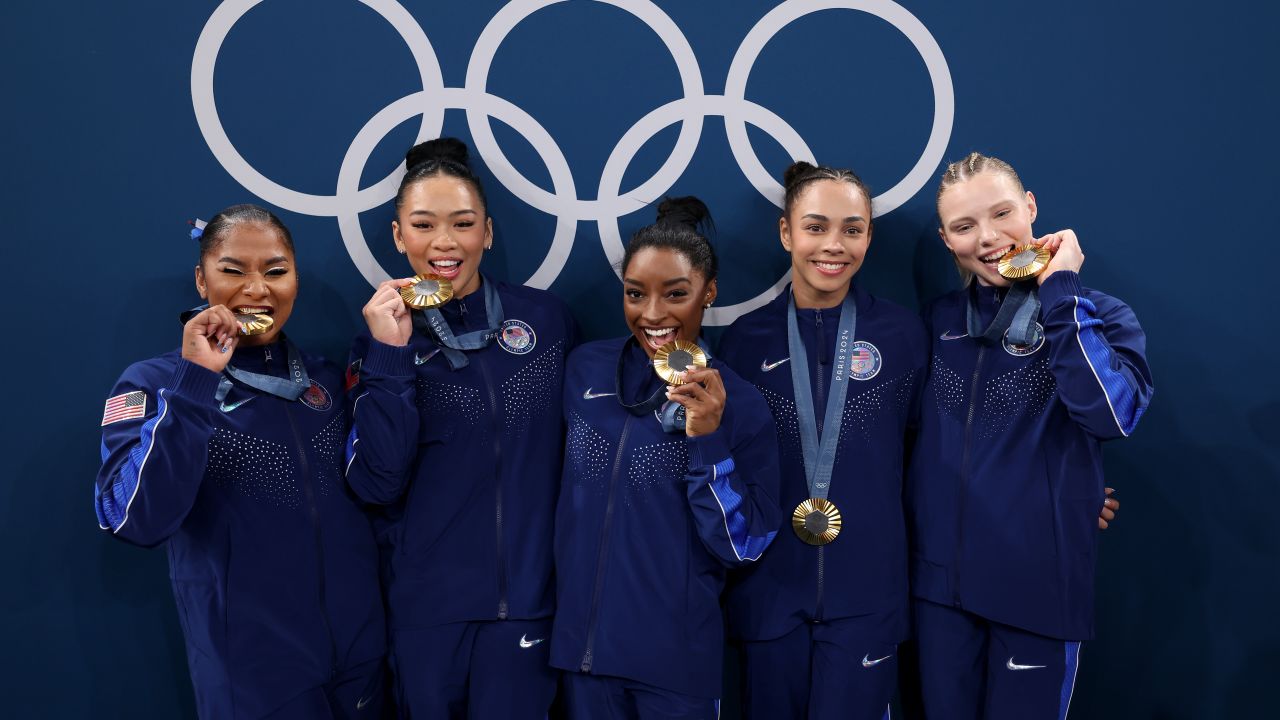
[182,304,240,373]
[657,341,723,437]
[998,229,1084,284]
[363,278,415,347]
[1031,229,1084,284]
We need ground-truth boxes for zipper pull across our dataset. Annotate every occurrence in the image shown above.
[264,347,273,362]
[816,311,830,366]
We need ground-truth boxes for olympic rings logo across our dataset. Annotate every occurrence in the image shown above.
[192,0,953,325]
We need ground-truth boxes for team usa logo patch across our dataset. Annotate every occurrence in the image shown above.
[498,319,536,355]
[301,381,333,412]
[849,341,883,381]
[1003,323,1046,357]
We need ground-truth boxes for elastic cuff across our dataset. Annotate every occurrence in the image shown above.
[169,359,222,404]
[363,340,416,378]
[1038,270,1083,307]
[687,428,733,470]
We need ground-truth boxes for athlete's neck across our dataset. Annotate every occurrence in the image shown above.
[792,279,849,310]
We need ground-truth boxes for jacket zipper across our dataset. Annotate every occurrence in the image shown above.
[467,298,510,620]
[581,415,633,672]
[284,402,338,675]
[954,343,987,605]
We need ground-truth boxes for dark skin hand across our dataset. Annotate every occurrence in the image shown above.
[1099,487,1119,530]
[664,365,726,438]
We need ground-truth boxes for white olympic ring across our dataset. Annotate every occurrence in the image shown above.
[191,0,953,325]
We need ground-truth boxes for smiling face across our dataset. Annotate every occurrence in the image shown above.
[781,179,872,308]
[195,222,297,347]
[622,246,717,357]
[937,170,1038,287]
[393,175,493,298]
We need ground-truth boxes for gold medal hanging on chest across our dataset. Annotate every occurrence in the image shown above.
[652,340,707,385]
[399,274,455,309]
[236,313,274,336]
[997,244,1050,280]
[792,497,842,545]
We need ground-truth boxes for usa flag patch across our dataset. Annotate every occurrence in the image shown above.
[102,390,147,426]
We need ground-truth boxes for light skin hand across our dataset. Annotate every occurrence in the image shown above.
[363,278,415,347]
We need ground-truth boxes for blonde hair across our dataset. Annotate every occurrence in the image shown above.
[935,152,1026,284]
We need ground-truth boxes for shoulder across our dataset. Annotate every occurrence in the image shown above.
[496,280,575,337]
[567,337,625,369]
[861,292,930,362]
[111,351,183,392]
[716,360,771,419]
[718,292,788,363]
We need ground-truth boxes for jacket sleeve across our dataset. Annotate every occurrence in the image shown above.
[95,359,222,548]
[683,401,782,567]
[1039,271,1154,439]
[344,336,420,505]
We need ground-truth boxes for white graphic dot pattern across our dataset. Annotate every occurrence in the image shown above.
[626,438,688,506]
[502,340,564,437]
[207,428,300,509]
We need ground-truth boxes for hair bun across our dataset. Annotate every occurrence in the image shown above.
[406,137,470,171]
[782,161,818,191]
[654,195,712,234]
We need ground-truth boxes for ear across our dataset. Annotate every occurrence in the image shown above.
[1025,190,1038,224]
[484,216,494,250]
[194,265,208,299]
[938,226,956,254]
[779,216,793,252]
[392,220,406,254]
[704,278,718,306]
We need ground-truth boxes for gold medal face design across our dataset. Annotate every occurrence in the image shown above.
[998,244,1050,280]
[792,497,842,545]
[236,313,274,337]
[652,340,707,385]
[399,274,454,309]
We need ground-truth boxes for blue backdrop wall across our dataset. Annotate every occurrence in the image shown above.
[3,1,1276,717]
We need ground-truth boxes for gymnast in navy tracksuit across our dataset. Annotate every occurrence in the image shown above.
[94,205,387,719]
[550,197,782,719]
[908,153,1153,719]
[345,138,575,719]
[718,162,929,720]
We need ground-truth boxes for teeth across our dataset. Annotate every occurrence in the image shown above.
[644,328,675,336]
[815,262,845,271]
[236,307,271,314]
[981,247,1012,262]
[432,260,460,267]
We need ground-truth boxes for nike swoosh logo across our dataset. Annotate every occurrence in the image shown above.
[761,357,790,372]
[356,695,372,710]
[583,388,616,400]
[939,330,969,341]
[519,634,545,649]
[1006,657,1046,671]
[862,653,893,668]
[219,397,254,413]
[415,348,440,365]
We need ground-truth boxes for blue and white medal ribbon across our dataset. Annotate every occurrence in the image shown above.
[786,291,856,544]
[216,338,310,402]
[966,280,1042,348]
[410,277,503,370]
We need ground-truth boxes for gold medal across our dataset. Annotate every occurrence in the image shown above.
[399,274,454,309]
[236,313,274,337]
[792,498,842,545]
[998,244,1050,280]
[652,340,707,386]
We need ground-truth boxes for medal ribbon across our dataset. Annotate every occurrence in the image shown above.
[614,336,712,433]
[965,280,1041,347]
[410,277,503,370]
[787,291,857,500]
[215,338,310,402]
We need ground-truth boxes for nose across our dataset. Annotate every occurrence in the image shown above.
[978,222,999,246]
[640,296,666,325]
[431,229,458,249]
[243,273,269,299]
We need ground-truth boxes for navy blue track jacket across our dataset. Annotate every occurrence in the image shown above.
[718,285,929,643]
[345,278,576,629]
[908,271,1153,640]
[550,337,783,698]
[95,343,386,719]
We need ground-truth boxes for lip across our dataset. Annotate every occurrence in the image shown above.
[978,244,1015,265]
[639,326,678,350]
[810,259,850,277]
[428,257,463,280]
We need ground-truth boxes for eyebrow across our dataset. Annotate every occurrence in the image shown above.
[409,209,477,217]
[265,256,289,265]
[623,277,692,286]
[217,257,244,266]
[801,213,865,223]
[216,256,290,265]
